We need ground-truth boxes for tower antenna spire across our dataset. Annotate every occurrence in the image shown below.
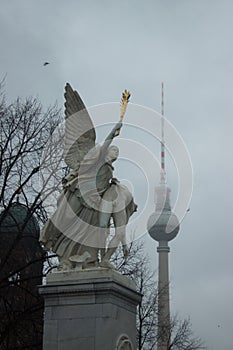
[160,82,166,184]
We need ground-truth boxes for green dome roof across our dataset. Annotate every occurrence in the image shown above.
[0,202,40,237]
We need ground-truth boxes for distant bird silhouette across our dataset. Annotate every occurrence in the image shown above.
[187,208,190,212]
[43,62,50,66]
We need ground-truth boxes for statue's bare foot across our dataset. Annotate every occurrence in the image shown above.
[69,251,91,263]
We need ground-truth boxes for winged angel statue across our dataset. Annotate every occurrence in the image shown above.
[40,84,137,270]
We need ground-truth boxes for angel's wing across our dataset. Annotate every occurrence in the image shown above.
[64,83,96,169]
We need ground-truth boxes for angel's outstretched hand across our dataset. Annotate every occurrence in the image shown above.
[113,122,123,137]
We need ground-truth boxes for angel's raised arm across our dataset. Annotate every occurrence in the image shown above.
[101,122,122,154]
[101,89,130,155]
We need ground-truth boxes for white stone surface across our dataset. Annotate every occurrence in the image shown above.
[46,267,136,290]
[39,269,141,350]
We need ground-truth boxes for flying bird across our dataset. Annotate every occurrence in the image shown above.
[43,62,50,66]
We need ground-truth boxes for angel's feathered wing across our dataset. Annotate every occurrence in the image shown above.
[64,83,96,169]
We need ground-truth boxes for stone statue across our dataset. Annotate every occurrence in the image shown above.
[40,83,137,270]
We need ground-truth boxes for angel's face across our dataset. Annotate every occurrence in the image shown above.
[106,145,119,162]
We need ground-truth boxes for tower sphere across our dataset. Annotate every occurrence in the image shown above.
[147,210,180,242]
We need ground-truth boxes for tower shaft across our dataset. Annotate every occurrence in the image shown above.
[157,241,170,350]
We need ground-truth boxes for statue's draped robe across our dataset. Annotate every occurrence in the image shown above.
[40,145,136,262]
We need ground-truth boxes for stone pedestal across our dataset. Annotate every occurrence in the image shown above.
[39,269,141,350]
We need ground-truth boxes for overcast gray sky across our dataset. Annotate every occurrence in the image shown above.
[1,1,233,349]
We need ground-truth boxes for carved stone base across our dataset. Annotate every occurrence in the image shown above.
[39,268,141,350]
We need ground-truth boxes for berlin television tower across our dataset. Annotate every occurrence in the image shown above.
[147,83,180,350]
